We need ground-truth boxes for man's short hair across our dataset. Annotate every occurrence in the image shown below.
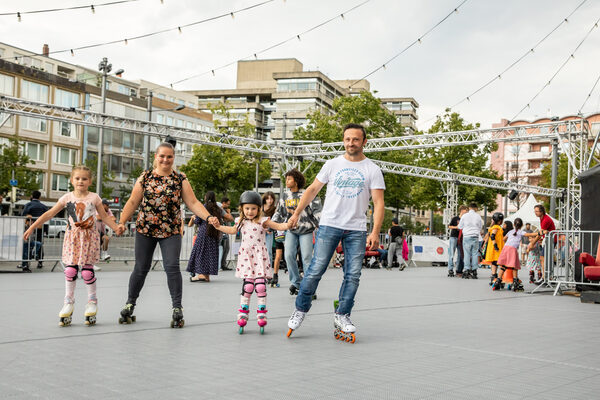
[343,123,367,141]
[285,168,306,189]
[526,223,531,226]
[101,199,110,206]
[392,218,398,224]
[221,196,230,204]
[469,202,478,209]
[31,190,41,199]
[534,204,546,214]
[459,205,468,212]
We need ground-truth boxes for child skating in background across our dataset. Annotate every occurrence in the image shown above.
[23,166,120,326]
[491,218,536,291]
[526,234,543,283]
[212,191,290,334]
[482,212,504,283]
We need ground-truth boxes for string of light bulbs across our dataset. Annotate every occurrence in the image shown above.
[420,0,589,126]
[0,0,145,20]
[510,14,600,122]
[348,0,469,89]
[578,70,600,114]
[0,0,276,62]
[167,0,371,87]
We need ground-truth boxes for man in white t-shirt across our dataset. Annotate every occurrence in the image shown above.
[286,123,385,338]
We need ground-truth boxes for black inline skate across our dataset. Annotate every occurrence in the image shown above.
[118,303,136,324]
[289,285,298,296]
[513,278,524,292]
[462,270,471,279]
[270,273,280,288]
[529,270,535,284]
[171,307,184,328]
[448,270,455,277]
[489,273,498,286]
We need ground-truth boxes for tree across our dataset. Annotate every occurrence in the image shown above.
[84,154,114,199]
[180,103,271,206]
[411,109,501,211]
[0,136,38,201]
[294,91,415,211]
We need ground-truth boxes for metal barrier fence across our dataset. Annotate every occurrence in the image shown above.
[533,230,600,295]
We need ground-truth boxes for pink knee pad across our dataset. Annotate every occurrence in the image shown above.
[241,279,255,299]
[64,265,79,281]
[254,278,267,298]
[81,266,96,285]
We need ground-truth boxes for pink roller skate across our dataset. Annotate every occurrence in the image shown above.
[257,305,267,334]
[237,305,249,334]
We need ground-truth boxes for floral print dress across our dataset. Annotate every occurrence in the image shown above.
[59,192,102,266]
[136,170,186,238]
[235,217,272,280]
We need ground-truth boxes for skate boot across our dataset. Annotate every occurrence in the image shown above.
[286,309,306,337]
[491,277,503,291]
[289,285,298,296]
[529,270,535,284]
[237,304,249,334]
[333,313,356,343]
[448,270,455,277]
[84,301,97,326]
[489,273,498,286]
[462,270,471,279]
[513,278,524,292]
[270,273,279,288]
[257,305,267,334]
[170,307,184,328]
[471,269,478,279]
[118,303,136,324]
[58,301,74,327]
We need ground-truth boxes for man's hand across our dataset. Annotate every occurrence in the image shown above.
[287,213,299,230]
[366,232,380,251]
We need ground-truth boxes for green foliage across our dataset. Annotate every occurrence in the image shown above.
[0,136,38,199]
[180,103,271,207]
[540,153,569,189]
[411,109,500,211]
[84,154,114,199]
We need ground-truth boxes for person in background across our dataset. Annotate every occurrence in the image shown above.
[458,202,483,279]
[521,223,533,264]
[21,190,48,269]
[447,205,468,277]
[218,196,234,271]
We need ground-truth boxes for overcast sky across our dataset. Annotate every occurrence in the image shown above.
[2,0,600,130]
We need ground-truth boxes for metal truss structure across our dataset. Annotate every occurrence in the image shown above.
[1,95,595,231]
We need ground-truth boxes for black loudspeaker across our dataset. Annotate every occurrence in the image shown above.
[508,190,519,200]
[579,165,600,231]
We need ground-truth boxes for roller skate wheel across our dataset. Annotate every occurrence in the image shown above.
[349,333,356,343]
[286,328,293,337]
[260,326,265,334]
[334,332,340,339]
[239,326,244,334]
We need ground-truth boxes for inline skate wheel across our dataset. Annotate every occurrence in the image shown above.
[239,326,244,334]
[286,328,293,337]
[260,326,264,334]
[85,316,96,326]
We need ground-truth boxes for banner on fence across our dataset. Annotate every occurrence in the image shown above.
[0,217,24,261]
[411,235,448,263]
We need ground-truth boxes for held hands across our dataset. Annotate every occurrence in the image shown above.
[115,223,126,236]
[207,216,220,227]
[287,213,299,230]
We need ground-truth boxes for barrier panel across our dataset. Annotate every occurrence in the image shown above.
[410,235,449,265]
[532,230,600,295]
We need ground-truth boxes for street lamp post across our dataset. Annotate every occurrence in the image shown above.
[96,57,123,196]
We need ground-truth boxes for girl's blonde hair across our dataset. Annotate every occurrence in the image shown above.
[152,142,175,169]
[71,165,92,179]
[237,203,262,232]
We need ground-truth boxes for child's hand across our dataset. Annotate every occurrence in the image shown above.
[116,224,126,236]
[262,218,271,228]
[23,230,31,241]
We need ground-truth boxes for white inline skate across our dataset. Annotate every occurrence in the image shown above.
[58,302,74,327]
[286,309,306,337]
[334,313,356,343]
[84,301,97,326]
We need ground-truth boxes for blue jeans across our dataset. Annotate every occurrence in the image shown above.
[448,236,458,271]
[296,226,367,315]
[284,231,314,289]
[462,236,479,271]
[265,232,274,266]
[22,240,41,267]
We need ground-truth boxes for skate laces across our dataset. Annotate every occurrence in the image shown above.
[338,313,353,327]
[291,310,305,321]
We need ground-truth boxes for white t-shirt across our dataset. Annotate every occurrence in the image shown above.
[316,155,385,231]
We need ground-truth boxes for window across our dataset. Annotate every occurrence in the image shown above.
[0,112,11,127]
[177,99,185,106]
[23,142,46,161]
[134,134,144,152]
[167,116,173,126]
[60,122,77,138]
[187,102,195,108]
[185,121,193,129]
[21,116,47,132]
[55,147,77,165]
[591,123,600,136]
[110,155,122,172]
[44,62,54,74]
[34,172,45,190]
[156,93,166,100]
[123,132,133,148]
[52,174,69,192]
[156,114,164,124]
[176,119,184,128]
[87,126,99,145]
[122,157,132,173]
[111,130,122,147]
[55,89,80,108]
[21,80,49,102]
[0,73,14,95]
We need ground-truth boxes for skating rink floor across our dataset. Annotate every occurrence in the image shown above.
[2,265,600,400]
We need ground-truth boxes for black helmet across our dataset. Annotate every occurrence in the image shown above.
[239,191,262,207]
[492,212,504,224]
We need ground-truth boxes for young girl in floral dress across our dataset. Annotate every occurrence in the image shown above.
[24,166,120,326]
[213,191,289,334]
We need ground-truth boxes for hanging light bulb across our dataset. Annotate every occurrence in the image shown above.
[124,39,128,45]
[230,12,234,19]
[70,49,74,56]
[178,27,182,34]
[17,12,21,22]
[211,70,215,76]
[297,35,301,41]
[91,5,95,13]
[340,13,345,20]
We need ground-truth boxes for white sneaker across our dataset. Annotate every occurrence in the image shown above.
[288,309,306,330]
[93,265,101,272]
[334,313,356,333]
[102,253,111,261]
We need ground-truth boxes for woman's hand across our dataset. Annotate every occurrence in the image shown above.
[208,216,219,227]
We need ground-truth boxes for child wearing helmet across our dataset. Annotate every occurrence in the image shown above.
[211,191,290,334]
[482,212,504,282]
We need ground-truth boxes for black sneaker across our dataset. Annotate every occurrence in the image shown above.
[22,267,32,273]
[289,285,299,296]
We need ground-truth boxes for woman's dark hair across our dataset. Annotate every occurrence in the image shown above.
[503,220,513,234]
[262,191,277,218]
[285,169,305,190]
[513,218,523,235]
[203,191,222,239]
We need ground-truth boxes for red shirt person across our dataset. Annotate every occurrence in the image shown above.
[534,203,555,282]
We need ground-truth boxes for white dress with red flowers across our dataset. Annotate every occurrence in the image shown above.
[235,217,272,279]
